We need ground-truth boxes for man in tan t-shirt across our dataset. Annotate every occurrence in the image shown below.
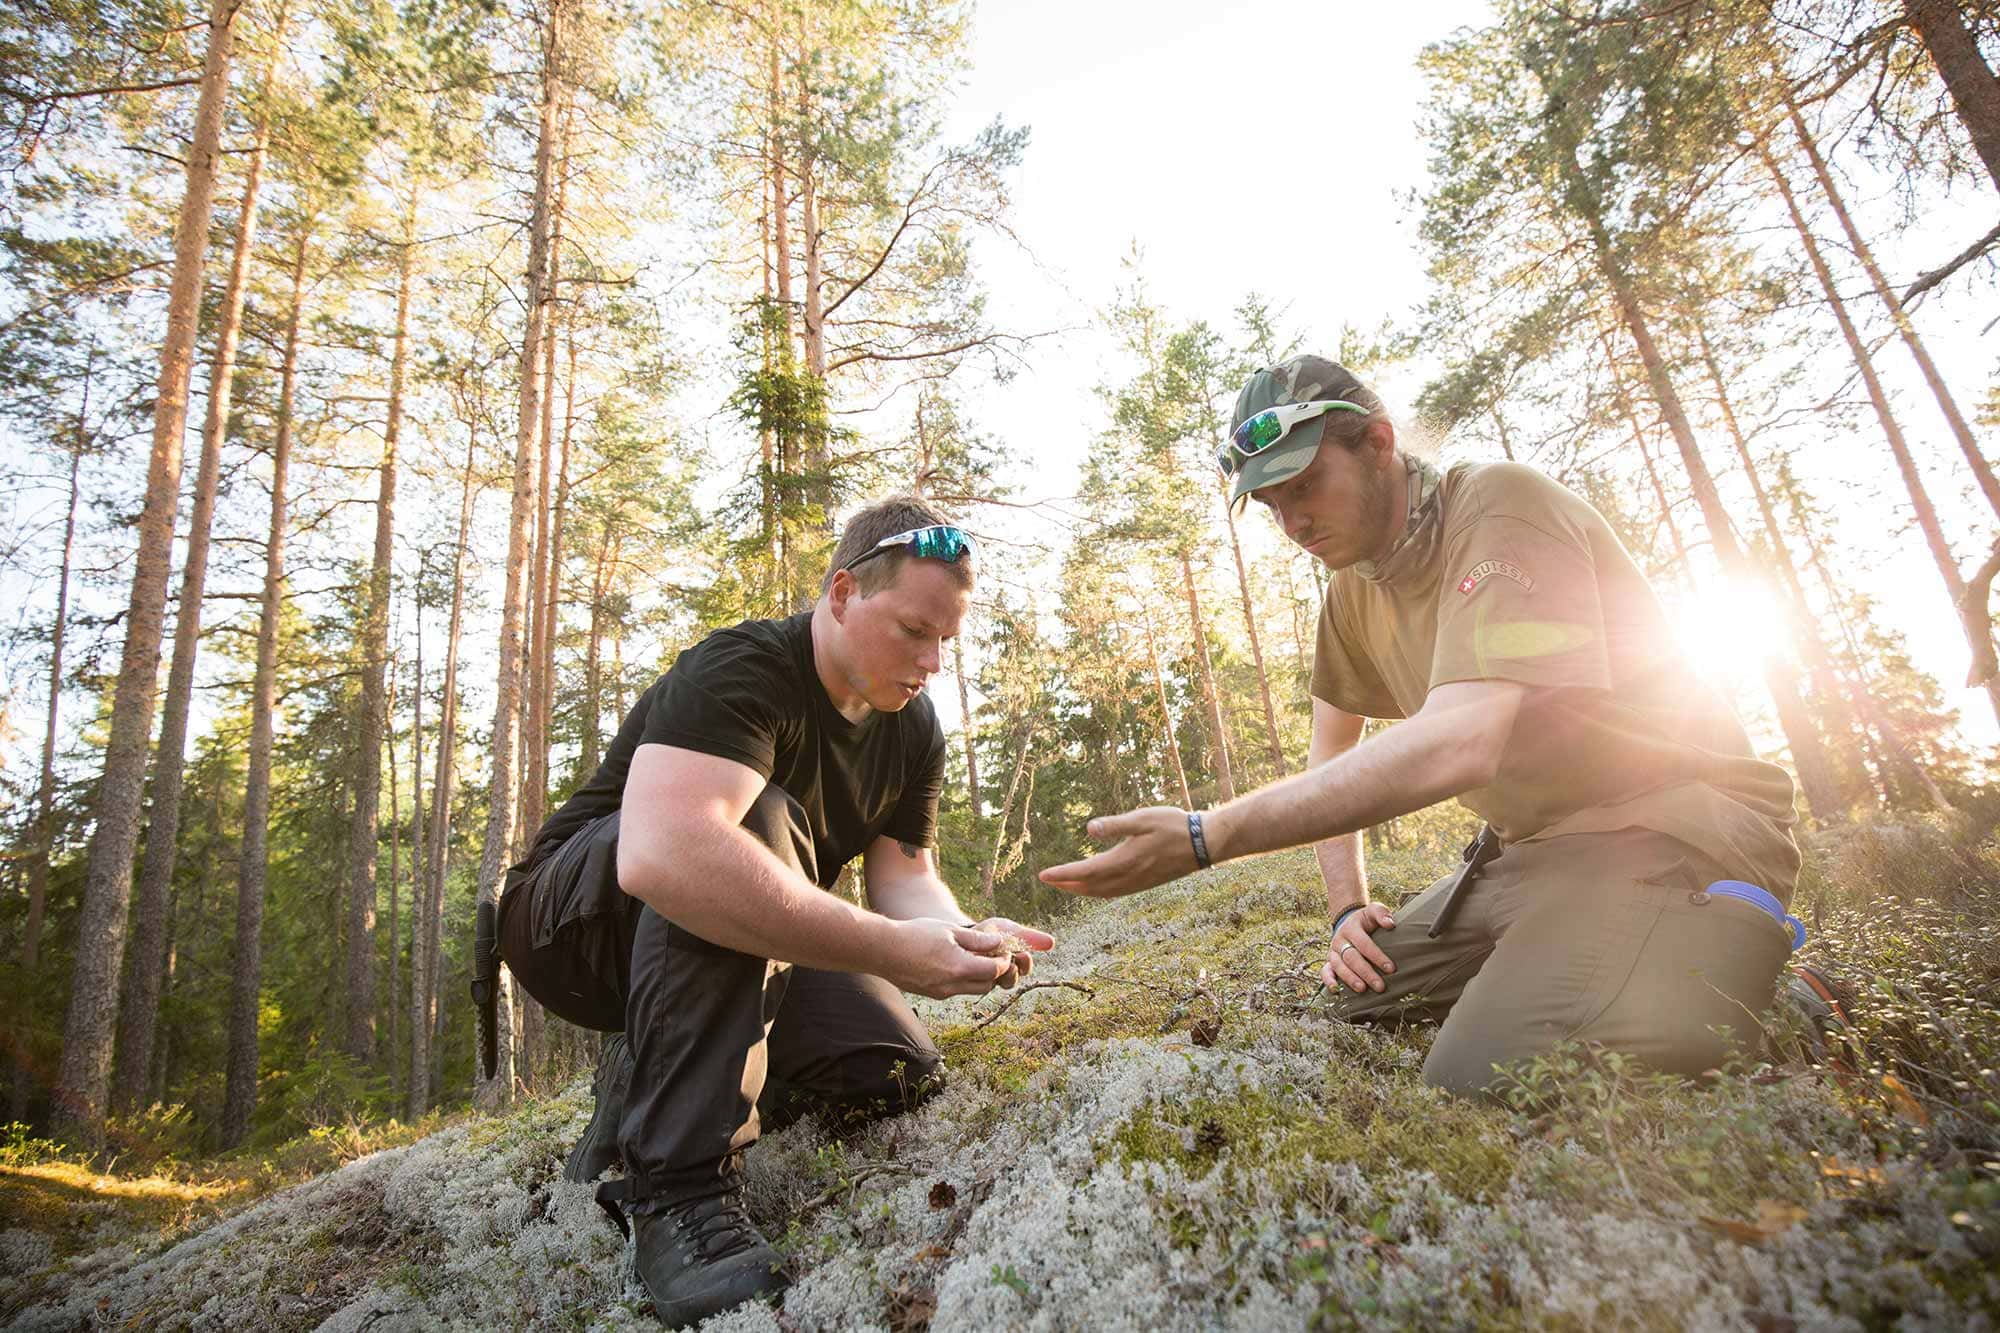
[1042,355,1815,1094]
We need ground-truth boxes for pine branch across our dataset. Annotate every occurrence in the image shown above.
[1901,220,2000,306]
[1960,536,2000,688]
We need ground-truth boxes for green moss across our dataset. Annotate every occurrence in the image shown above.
[935,980,1181,1090]
[1103,1082,1515,1206]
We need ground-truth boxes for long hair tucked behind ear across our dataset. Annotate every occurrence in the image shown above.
[821,494,976,595]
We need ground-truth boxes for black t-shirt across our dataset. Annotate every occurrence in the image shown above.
[527,613,947,889]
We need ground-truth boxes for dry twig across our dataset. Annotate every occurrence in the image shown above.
[966,979,1096,1033]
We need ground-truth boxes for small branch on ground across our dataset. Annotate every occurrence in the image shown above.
[796,1163,919,1218]
[967,979,1096,1033]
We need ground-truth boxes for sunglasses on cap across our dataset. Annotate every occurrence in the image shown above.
[1216,399,1371,479]
[840,524,976,574]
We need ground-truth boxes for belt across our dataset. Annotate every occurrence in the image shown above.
[1703,879,1806,951]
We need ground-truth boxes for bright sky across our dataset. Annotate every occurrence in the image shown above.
[924,0,2000,754]
[938,0,1489,460]
[3,0,1995,793]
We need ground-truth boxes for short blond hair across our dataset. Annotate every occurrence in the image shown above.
[822,494,977,596]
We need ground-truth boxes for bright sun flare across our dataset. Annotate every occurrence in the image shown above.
[1665,576,1789,686]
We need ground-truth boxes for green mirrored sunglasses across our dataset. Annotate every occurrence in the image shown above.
[841,524,976,574]
[1216,400,1370,479]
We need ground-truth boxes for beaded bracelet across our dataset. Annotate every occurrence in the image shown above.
[1187,811,1212,869]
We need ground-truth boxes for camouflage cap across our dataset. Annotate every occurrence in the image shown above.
[1225,356,1385,507]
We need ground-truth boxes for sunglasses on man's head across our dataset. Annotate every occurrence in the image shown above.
[840,524,976,574]
[1216,399,1371,479]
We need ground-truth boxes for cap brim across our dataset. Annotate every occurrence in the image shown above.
[1226,418,1326,507]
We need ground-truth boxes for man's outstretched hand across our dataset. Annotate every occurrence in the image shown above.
[1038,807,1199,899]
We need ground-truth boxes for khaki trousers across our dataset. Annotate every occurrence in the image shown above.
[1338,827,1792,1095]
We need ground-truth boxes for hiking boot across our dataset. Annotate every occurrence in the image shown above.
[564,1032,634,1184]
[1782,963,1856,1070]
[632,1188,788,1327]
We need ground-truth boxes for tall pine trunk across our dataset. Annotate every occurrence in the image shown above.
[1757,138,2000,730]
[385,653,401,1097]
[222,224,309,1149]
[1137,606,1192,807]
[1784,468,1954,810]
[14,400,85,1122]
[1548,121,1844,821]
[404,575,426,1118]
[767,24,795,606]
[979,717,1035,899]
[1784,101,2000,517]
[475,0,564,1105]
[56,0,243,1138]
[1597,326,1693,579]
[796,16,832,542]
[583,523,612,776]
[954,636,981,820]
[116,4,284,1119]
[1218,479,1286,774]
[1696,325,1869,799]
[345,182,418,1063]
[1177,550,1234,802]
[1904,0,2000,194]
[516,118,570,1092]
[415,432,477,1115]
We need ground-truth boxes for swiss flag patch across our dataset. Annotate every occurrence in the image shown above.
[1457,559,1533,595]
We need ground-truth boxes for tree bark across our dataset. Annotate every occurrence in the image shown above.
[1696,324,1870,802]
[385,647,401,1098]
[1904,0,2000,195]
[583,521,611,777]
[116,42,279,1114]
[222,223,309,1149]
[13,388,86,1123]
[415,431,477,1116]
[1491,406,1517,462]
[476,0,564,1105]
[23,377,87,980]
[954,635,981,821]
[1550,124,1844,822]
[516,106,571,1095]
[1596,326,1693,581]
[1177,551,1234,802]
[522,110,569,861]
[345,181,419,1064]
[768,22,795,604]
[404,560,427,1120]
[1136,606,1192,807]
[56,0,243,1139]
[540,328,577,780]
[796,16,831,540]
[1218,478,1286,775]
[1784,99,2000,519]
[1758,137,2000,730]
[979,715,1035,899]
[1786,468,1953,810]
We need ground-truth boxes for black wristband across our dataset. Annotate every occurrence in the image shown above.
[1187,811,1212,869]
[1332,904,1365,936]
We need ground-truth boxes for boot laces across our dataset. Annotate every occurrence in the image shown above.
[670,1190,762,1263]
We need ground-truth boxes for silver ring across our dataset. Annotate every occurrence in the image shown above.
[1337,942,1356,958]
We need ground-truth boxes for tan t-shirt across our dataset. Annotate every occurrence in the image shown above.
[1312,461,1802,899]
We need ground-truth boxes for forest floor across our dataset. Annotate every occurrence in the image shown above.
[3,817,1999,1330]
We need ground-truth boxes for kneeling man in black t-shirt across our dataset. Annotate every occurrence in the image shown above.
[493,495,1050,1324]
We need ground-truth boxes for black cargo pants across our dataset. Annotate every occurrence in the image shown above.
[496,785,943,1203]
